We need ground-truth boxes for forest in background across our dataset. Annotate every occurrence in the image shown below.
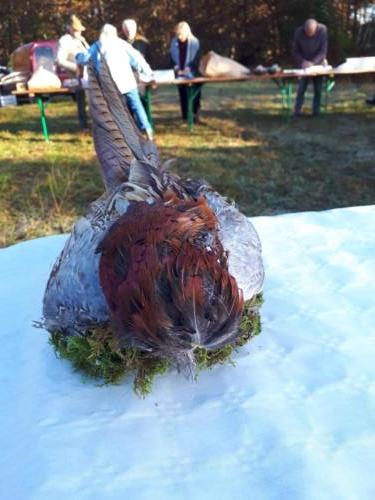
[1,1,375,68]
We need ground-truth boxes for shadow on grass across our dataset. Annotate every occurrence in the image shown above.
[1,141,375,247]
[0,118,83,136]
[0,156,103,216]
[159,143,375,215]
[0,133,86,143]
[2,141,368,221]
[0,97,82,136]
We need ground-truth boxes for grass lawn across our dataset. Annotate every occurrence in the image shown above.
[1,79,375,247]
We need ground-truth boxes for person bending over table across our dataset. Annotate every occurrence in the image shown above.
[292,18,328,117]
[56,14,90,130]
[170,21,202,123]
[76,24,154,141]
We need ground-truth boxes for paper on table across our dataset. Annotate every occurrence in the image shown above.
[140,69,176,83]
[335,57,375,72]
[283,64,332,75]
[303,64,333,74]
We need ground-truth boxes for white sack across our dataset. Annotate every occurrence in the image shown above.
[199,51,250,78]
[28,67,62,90]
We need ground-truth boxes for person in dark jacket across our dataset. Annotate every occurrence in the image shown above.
[122,19,150,61]
[170,21,202,123]
[293,19,328,116]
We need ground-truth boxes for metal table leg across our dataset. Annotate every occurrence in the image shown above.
[273,78,293,119]
[36,95,49,142]
[143,86,154,132]
[286,81,293,112]
[322,77,335,113]
[187,85,194,131]
[186,84,202,131]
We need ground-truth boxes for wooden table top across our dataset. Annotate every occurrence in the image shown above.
[152,68,375,86]
[10,67,375,96]
[12,87,75,96]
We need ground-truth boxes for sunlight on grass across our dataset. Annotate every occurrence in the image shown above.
[1,81,375,247]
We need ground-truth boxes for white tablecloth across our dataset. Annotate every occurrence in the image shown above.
[1,206,374,500]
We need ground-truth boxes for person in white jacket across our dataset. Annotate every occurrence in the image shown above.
[77,24,154,140]
[56,14,89,129]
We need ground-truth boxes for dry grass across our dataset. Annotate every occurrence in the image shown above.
[1,79,375,247]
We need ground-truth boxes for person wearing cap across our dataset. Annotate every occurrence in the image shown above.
[170,21,202,123]
[76,24,154,140]
[122,19,150,61]
[292,18,328,116]
[56,15,89,129]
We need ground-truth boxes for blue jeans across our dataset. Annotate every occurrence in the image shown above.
[123,89,152,133]
[294,76,323,116]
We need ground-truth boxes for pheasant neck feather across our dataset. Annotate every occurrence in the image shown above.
[98,196,244,368]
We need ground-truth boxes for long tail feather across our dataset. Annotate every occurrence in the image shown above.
[87,56,160,191]
[88,63,134,189]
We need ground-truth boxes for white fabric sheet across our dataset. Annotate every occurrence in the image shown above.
[1,206,374,500]
[335,56,375,72]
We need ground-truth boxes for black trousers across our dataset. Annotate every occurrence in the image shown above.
[294,76,323,116]
[178,84,201,120]
[75,88,88,129]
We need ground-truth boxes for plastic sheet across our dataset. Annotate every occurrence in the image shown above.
[1,206,374,500]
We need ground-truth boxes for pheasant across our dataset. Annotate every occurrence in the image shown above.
[43,57,264,370]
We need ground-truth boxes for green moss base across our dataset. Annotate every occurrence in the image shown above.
[49,294,263,397]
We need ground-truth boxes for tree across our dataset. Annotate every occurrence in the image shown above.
[0,1,373,68]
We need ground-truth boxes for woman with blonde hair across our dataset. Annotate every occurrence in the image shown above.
[170,21,202,123]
